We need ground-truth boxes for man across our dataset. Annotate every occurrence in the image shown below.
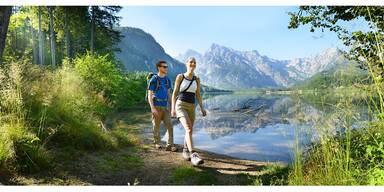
[147,60,177,152]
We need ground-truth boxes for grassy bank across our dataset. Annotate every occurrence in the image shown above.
[0,54,147,178]
[288,111,384,185]
[287,61,384,185]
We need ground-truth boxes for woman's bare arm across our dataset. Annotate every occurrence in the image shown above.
[171,74,183,115]
[196,77,206,116]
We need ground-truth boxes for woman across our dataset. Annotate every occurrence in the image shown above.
[171,57,207,166]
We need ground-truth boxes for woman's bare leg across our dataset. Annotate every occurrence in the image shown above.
[179,116,193,152]
[183,120,194,149]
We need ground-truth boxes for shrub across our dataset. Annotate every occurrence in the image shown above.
[0,61,51,172]
[73,52,147,110]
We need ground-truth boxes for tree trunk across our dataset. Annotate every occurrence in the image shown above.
[64,7,71,60]
[22,20,27,55]
[38,6,44,66]
[0,6,12,64]
[30,26,38,64]
[61,38,64,62]
[90,6,95,55]
[13,27,17,51]
[48,6,56,68]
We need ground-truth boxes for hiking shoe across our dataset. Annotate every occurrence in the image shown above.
[190,152,204,166]
[166,145,178,152]
[182,148,191,161]
[154,144,162,150]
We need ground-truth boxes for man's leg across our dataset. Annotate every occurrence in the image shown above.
[152,107,162,147]
[163,108,174,147]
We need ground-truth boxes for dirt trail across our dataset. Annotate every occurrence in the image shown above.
[4,108,286,185]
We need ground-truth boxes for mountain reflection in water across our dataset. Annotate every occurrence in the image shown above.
[152,93,368,163]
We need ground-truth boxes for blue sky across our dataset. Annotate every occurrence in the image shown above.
[118,6,355,60]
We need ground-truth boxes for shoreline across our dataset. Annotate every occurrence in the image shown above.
[1,108,287,185]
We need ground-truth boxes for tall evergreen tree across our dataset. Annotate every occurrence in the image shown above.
[48,6,56,67]
[90,6,95,55]
[64,6,70,59]
[0,6,12,64]
[38,6,44,66]
[88,6,122,55]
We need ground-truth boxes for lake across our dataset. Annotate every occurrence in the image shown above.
[151,92,369,163]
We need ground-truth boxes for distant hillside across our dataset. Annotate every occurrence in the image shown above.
[201,84,233,93]
[114,27,186,79]
[294,62,370,89]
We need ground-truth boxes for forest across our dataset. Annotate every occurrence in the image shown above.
[0,6,383,186]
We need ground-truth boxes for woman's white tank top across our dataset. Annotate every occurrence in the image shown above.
[179,75,197,93]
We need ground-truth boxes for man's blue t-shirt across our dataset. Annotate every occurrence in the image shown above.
[148,75,171,107]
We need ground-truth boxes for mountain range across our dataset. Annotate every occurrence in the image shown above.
[115,26,349,90]
[176,44,348,90]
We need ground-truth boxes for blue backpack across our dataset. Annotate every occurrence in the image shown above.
[145,73,170,103]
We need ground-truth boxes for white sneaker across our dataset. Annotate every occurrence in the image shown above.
[182,148,191,161]
[190,152,204,166]
[154,144,162,150]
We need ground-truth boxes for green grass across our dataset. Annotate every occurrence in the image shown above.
[95,152,144,173]
[0,58,146,175]
[287,50,384,185]
[252,164,289,186]
[287,90,375,185]
[288,118,384,185]
[169,166,218,185]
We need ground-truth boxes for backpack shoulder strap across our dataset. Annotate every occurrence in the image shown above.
[181,74,195,93]
[151,74,160,91]
[146,73,154,90]
[165,76,170,89]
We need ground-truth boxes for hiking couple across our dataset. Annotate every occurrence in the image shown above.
[147,57,207,166]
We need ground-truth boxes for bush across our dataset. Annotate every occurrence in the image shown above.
[0,59,142,173]
[72,52,147,110]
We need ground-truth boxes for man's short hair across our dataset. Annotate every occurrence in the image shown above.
[156,60,167,71]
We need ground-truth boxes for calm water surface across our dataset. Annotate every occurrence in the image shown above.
[148,92,368,163]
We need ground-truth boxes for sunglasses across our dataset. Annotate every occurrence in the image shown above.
[160,65,168,68]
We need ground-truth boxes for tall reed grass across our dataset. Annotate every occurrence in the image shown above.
[288,18,384,185]
[0,56,146,173]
